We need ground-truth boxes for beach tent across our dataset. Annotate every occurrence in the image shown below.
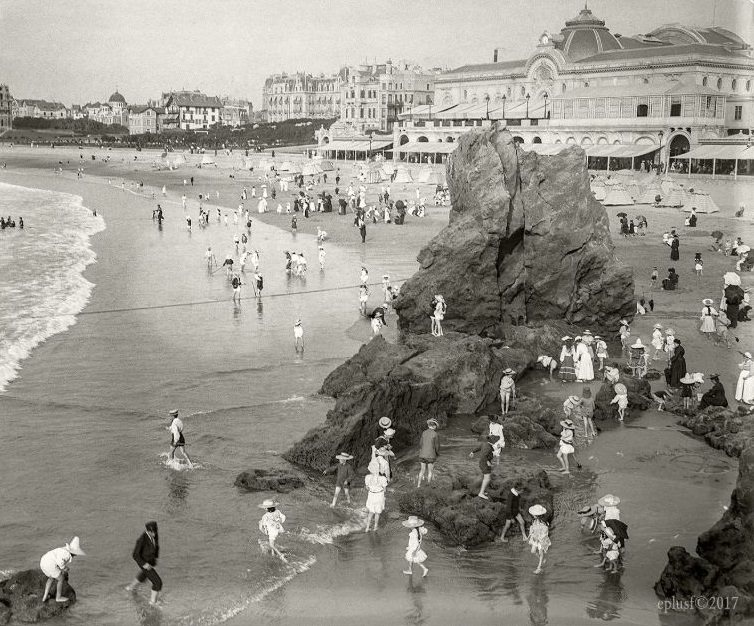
[279,161,294,171]
[602,185,634,206]
[660,177,676,195]
[258,159,274,171]
[393,167,414,183]
[171,154,187,168]
[381,164,395,179]
[657,187,689,208]
[636,182,663,205]
[201,155,216,166]
[624,183,643,201]
[684,192,720,213]
[591,185,607,201]
[318,159,335,171]
[419,169,446,186]
[302,162,322,176]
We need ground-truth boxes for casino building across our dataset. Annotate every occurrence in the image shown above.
[387,6,754,170]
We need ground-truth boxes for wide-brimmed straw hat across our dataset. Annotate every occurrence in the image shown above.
[577,505,597,516]
[619,320,629,326]
[502,367,515,375]
[384,428,396,437]
[528,504,547,517]
[401,516,425,528]
[169,409,179,417]
[574,335,582,342]
[745,352,753,359]
[295,319,302,326]
[567,395,580,404]
[66,536,86,556]
[582,330,593,336]
[378,416,392,429]
[367,460,381,474]
[598,494,620,507]
[665,328,674,335]
[560,419,575,429]
[702,298,714,305]
[653,323,663,330]
[680,374,695,384]
[426,418,439,428]
[594,335,602,339]
[631,338,644,349]
[561,336,572,341]
[258,499,279,509]
[335,452,354,461]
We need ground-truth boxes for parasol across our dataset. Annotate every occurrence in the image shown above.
[635,215,646,222]
[737,245,751,254]
[724,272,741,286]
[711,230,724,240]
[725,284,745,305]
[616,212,627,218]
[613,383,627,395]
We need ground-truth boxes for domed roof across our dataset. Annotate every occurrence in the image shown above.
[556,8,622,61]
[108,91,126,104]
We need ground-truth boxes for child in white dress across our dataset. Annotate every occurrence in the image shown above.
[258,499,287,561]
[402,516,429,577]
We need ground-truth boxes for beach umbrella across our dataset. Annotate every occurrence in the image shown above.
[616,212,627,218]
[613,383,627,395]
[723,272,741,286]
[635,215,646,222]
[737,245,751,255]
[725,284,745,305]
[711,230,724,240]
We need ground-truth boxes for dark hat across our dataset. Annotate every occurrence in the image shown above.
[145,521,158,532]
[710,373,721,380]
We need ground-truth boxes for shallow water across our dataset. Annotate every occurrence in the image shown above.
[0,174,737,625]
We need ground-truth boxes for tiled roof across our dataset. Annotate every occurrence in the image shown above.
[444,58,527,75]
[577,42,753,64]
[130,105,166,114]
[167,92,222,108]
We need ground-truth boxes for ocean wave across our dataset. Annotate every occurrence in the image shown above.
[0,182,105,393]
[296,508,369,545]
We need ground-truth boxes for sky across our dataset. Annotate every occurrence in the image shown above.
[1,0,752,109]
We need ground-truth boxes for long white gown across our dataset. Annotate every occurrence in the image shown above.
[735,358,754,404]
[574,341,594,381]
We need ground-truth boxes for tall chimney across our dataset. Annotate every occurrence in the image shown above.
[493,48,499,63]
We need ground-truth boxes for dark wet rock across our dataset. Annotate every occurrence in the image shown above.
[394,126,635,337]
[234,468,305,493]
[677,407,754,458]
[655,446,754,622]
[0,569,76,623]
[398,465,554,546]
[319,336,418,398]
[470,397,560,449]
[593,373,651,424]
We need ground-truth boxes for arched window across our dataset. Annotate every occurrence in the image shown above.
[717,77,722,90]
[417,136,429,143]
[702,76,708,87]
[533,136,542,143]
[732,79,738,91]
[512,136,524,144]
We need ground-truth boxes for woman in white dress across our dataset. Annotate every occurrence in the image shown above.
[664,328,675,363]
[488,415,505,465]
[699,298,717,338]
[574,337,594,382]
[651,323,664,360]
[735,352,754,405]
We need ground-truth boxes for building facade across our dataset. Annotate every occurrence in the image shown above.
[163,91,222,131]
[220,97,252,127]
[262,72,342,122]
[128,106,165,135]
[86,91,129,126]
[336,60,438,135]
[390,8,753,165]
[0,85,12,130]
[14,99,68,119]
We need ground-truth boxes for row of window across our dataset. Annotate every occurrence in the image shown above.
[269,83,338,94]
[702,76,752,92]
[551,95,726,119]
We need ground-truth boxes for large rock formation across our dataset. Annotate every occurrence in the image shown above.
[593,374,651,425]
[0,570,76,623]
[394,127,635,336]
[677,406,754,459]
[398,466,554,547]
[655,446,754,622]
[234,468,306,493]
[285,327,567,472]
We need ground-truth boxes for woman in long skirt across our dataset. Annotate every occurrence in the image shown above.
[699,298,717,339]
[669,339,687,388]
[559,336,576,382]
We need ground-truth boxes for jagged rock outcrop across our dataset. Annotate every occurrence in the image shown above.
[677,406,754,459]
[286,326,569,472]
[470,397,561,449]
[593,374,651,424]
[655,446,754,622]
[0,570,76,623]
[398,466,554,547]
[394,126,635,337]
[234,468,305,493]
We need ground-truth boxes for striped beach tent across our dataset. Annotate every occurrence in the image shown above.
[602,185,634,206]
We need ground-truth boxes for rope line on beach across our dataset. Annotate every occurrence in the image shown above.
[76,279,410,317]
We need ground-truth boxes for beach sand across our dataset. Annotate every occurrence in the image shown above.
[0,144,750,625]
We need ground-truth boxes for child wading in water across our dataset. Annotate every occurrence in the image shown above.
[323,452,354,507]
[258,499,287,561]
[499,486,528,542]
[610,383,628,421]
[402,516,429,577]
[556,418,576,474]
[580,387,597,439]
[470,434,499,499]
[594,335,608,371]
[527,504,551,574]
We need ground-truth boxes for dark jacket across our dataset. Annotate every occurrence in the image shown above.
[132,532,159,568]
